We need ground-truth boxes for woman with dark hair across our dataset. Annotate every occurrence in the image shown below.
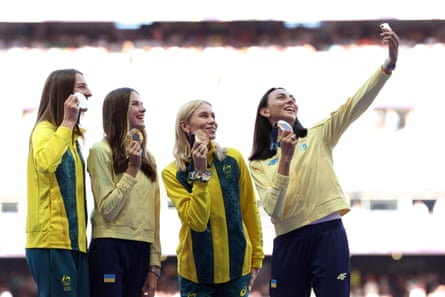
[162,99,264,297]
[248,26,400,297]
[26,68,92,297]
[87,87,162,297]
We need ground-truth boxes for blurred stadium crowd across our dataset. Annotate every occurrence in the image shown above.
[0,20,445,49]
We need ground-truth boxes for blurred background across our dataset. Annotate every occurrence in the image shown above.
[1,1,445,296]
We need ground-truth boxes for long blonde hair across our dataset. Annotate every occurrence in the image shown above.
[173,99,227,171]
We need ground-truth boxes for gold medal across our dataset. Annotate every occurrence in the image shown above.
[127,128,144,145]
[194,129,209,145]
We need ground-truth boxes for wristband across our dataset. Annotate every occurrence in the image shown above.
[188,169,213,182]
[149,266,161,277]
[383,59,396,73]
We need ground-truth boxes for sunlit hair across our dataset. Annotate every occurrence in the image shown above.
[173,99,226,171]
[102,87,157,181]
[35,68,83,137]
[249,87,283,161]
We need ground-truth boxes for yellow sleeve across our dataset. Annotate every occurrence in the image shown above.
[249,158,289,221]
[87,141,137,222]
[162,164,211,232]
[150,178,162,267]
[237,153,264,268]
[31,122,72,173]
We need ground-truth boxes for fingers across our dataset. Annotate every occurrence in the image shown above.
[65,94,82,109]
[191,143,208,172]
[61,95,82,129]
[127,142,143,157]
[129,147,143,157]
[281,132,298,144]
[381,30,399,46]
[192,143,208,158]
[142,287,155,296]
[249,273,256,288]
[127,141,143,169]
[279,133,298,161]
[380,29,399,64]
[141,269,158,297]
[127,140,141,150]
[249,268,260,291]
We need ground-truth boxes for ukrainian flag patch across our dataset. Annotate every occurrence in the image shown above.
[104,274,116,283]
[271,279,277,288]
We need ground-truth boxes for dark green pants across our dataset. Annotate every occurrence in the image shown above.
[26,248,90,297]
[179,274,250,297]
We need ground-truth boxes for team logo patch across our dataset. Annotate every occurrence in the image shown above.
[223,164,233,179]
[299,143,308,152]
[240,285,248,296]
[61,274,72,291]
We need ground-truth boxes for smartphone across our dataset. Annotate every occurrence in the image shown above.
[74,92,88,110]
[380,23,392,32]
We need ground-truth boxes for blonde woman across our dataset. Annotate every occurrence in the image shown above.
[162,99,264,297]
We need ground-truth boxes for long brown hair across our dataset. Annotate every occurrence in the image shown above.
[102,87,157,181]
[249,87,280,161]
[35,68,83,136]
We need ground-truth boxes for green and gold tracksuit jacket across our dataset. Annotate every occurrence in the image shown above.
[26,121,88,253]
[162,145,264,284]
